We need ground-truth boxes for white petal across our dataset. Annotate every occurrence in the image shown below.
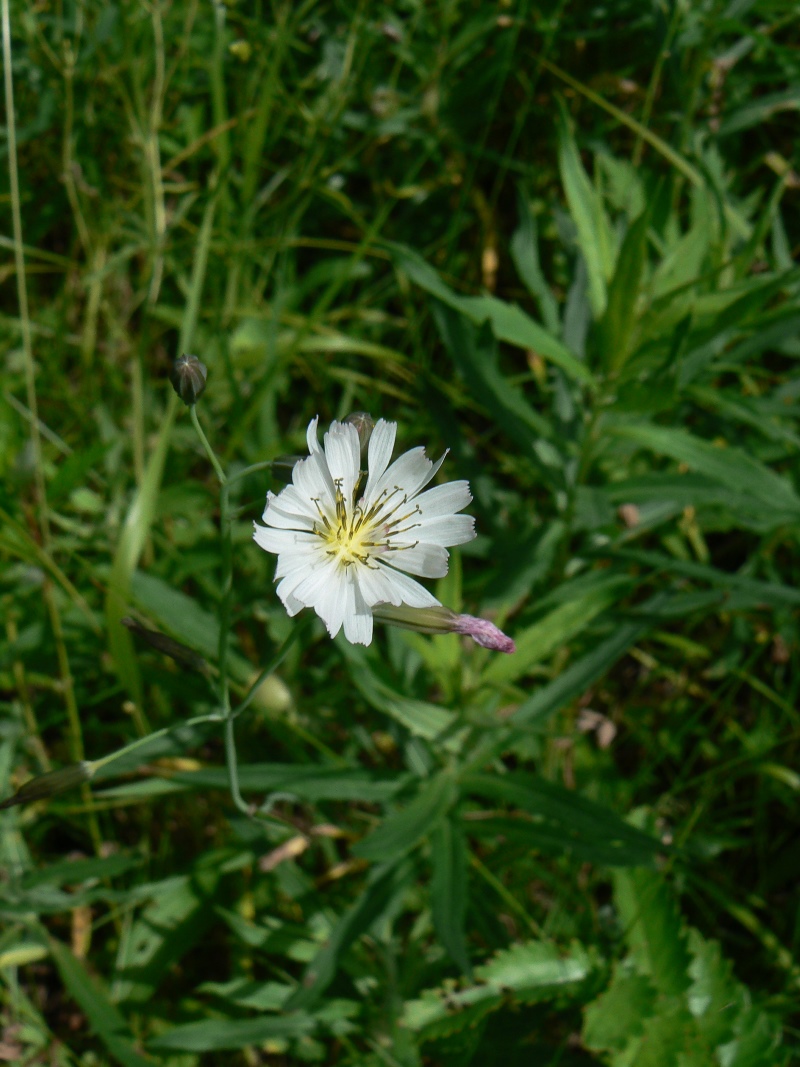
[293,451,336,513]
[254,525,318,555]
[382,541,449,578]
[323,421,361,504]
[262,491,318,531]
[375,562,440,608]
[363,420,396,500]
[354,563,405,608]
[364,446,431,511]
[313,565,351,637]
[413,480,472,520]
[306,416,322,455]
[415,514,476,547]
[343,606,373,645]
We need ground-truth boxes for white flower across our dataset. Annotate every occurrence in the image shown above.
[254,417,476,645]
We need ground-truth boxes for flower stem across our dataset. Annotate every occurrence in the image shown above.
[189,403,227,486]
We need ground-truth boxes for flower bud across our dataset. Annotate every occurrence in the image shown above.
[344,411,375,459]
[0,762,94,810]
[373,604,515,653]
[170,353,208,406]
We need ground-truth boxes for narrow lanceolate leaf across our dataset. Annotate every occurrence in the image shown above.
[105,394,177,708]
[430,815,470,974]
[388,240,592,384]
[353,771,458,862]
[463,773,661,868]
[606,421,800,520]
[511,616,650,727]
[596,206,651,374]
[557,100,614,319]
[148,1014,315,1052]
[286,861,410,1011]
[510,185,561,335]
[49,938,153,1067]
[483,575,630,687]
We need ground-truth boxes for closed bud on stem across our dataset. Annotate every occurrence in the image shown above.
[170,353,208,406]
[0,762,95,810]
[344,411,375,459]
[373,604,515,653]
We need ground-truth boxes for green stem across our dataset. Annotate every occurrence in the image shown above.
[90,713,220,776]
[233,623,305,720]
[190,404,227,485]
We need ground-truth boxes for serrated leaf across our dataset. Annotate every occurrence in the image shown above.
[403,940,593,1042]
[583,964,657,1053]
[613,868,691,998]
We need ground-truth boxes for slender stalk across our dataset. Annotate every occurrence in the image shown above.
[2,0,49,548]
[90,713,220,776]
[190,404,227,485]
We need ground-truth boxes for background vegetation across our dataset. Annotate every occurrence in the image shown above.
[2,1,799,1063]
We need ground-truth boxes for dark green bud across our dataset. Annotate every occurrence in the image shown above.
[170,353,208,406]
[0,762,94,810]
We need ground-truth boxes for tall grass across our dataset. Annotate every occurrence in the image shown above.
[1,2,799,1063]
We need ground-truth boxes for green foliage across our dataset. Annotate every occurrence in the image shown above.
[1,0,799,1063]
[583,870,786,1067]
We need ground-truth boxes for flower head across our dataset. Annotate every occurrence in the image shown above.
[254,417,476,645]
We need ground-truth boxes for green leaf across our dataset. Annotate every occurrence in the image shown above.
[354,771,458,862]
[105,396,177,708]
[432,303,553,445]
[286,861,410,1010]
[430,815,470,974]
[403,940,594,1042]
[388,240,592,384]
[557,100,614,319]
[596,206,651,374]
[483,575,630,687]
[165,762,408,803]
[606,421,800,521]
[511,616,650,727]
[463,774,661,867]
[112,862,220,1004]
[49,938,153,1067]
[148,1013,315,1052]
[510,186,560,336]
[339,641,461,743]
[583,964,657,1053]
[612,867,691,998]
